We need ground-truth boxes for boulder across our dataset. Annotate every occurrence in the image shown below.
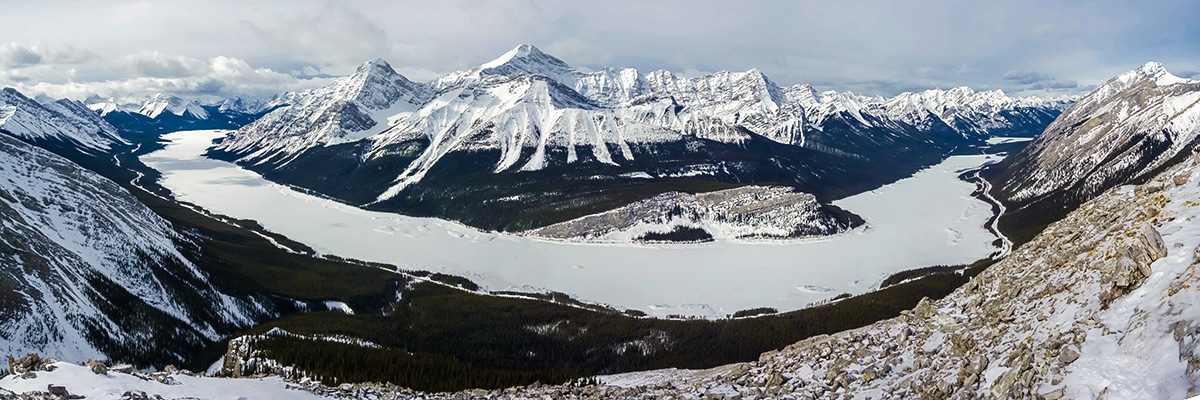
[1138,224,1168,262]
[85,359,108,375]
[7,353,40,374]
[1058,346,1080,364]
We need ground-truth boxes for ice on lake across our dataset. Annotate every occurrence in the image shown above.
[141,130,1003,318]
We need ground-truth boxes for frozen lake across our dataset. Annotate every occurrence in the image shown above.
[142,130,1004,318]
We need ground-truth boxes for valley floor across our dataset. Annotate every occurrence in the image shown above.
[141,130,1002,318]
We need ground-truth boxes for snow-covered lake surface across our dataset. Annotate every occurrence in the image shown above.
[985,136,1035,145]
[142,130,1004,318]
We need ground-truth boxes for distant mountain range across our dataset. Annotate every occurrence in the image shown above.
[80,92,299,136]
[207,44,1068,233]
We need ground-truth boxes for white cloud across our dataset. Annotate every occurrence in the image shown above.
[0,44,327,101]
[543,38,612,68]
[240,2,391,72]
[121,51,208,78]
[0,0,1196,99]
[0,42,98,68]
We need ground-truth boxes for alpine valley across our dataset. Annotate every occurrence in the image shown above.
[4,42,1200,400]
[209,45,1067,235]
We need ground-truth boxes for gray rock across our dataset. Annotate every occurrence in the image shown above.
[47,385,70,398]
[150,372,178,385]
[7,353,40,374]
[1174,173,1190,186]
[990,369,1018,399]
[766,372,784,388]
[1058,346,1080,364]
[1138,224,1168,262]
[85,359,107,375]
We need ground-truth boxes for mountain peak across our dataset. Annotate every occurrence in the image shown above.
[354,57,398,77]
[137,93,208,119]
[481,44,552,69]
[1137,61,1167,75]
[478,44,574,82]
[1123,61,1187,83]
[1100,61,1191,96]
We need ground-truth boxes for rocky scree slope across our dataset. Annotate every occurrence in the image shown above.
[0,132,268,366]
[991,61,1200,239]
[209,45,1064,232]
[223,139,1200,399]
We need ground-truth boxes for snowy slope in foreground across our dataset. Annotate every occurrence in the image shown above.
[0,133,261,363]
[0,362,320,399]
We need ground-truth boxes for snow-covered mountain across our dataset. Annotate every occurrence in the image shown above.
[220,44,1062,179]
[136,93,209,119]
[990,62,1200,231]
[86,94,206,120]
[0,132,266,365]
[82,92,297,135]
[0,88,127,154]
[215,92,299,116]
[209,44,1064,232]
[211,59,429,166]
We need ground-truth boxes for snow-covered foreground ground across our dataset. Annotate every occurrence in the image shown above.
[141,130,1002,318]
[0,362,320,399]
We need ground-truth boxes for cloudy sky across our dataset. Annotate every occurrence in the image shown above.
[2,0,1196,101]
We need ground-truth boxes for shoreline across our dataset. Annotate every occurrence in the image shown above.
[964,168,1013,258]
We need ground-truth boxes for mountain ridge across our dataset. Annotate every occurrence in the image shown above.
[0,88,127,154]
[209,44,1065,232]
[987,61,1200,243]
[0,132,267,365]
